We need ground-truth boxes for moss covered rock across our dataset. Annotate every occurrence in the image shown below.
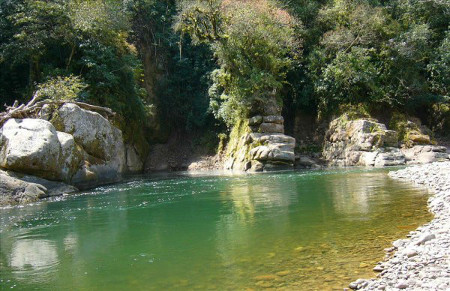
[224,115,296,172]
[323,114,405,167]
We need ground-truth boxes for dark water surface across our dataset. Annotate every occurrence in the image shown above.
[0,169,431,290]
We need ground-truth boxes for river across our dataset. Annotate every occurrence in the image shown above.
[0,168,431,290]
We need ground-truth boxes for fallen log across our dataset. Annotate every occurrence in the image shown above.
[0,100,116,127]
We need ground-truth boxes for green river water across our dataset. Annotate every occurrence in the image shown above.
[0,169,431,290]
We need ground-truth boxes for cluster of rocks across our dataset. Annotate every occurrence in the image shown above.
[402,145,449,165]
[349,162,450,290]
[224,115,296,172]
[0,103,144,205]
[322,115,449,167]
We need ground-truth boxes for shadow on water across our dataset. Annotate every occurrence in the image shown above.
[0,168,431,290]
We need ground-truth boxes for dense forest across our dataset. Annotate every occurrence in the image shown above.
[0,0,449,153]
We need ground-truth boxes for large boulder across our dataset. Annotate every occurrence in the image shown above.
[0,118,80,180]
[225,115,296,172]
[57,131,84,181]
[51,103,126,188]
[0,103,127,192]
[322,115,405,167]
[53,103,125,172]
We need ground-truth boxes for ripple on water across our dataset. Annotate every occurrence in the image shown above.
[0,169,432,290]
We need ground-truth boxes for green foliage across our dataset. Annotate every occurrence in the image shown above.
[174,0,225,43]
[1,0,450,148]
[310,0,397,114]
[304,0,450,121]
[429,103,450,136]
[0,0,147,139]
[127,0,217,133]
[35,75,86,102]
[177,0,302,127]
[429,31,450,99]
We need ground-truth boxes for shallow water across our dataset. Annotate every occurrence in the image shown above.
[0,169,431,290]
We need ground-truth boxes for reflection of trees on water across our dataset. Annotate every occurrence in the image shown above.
[221,175,299,221]
[0,172,429,290]
[0,190,131,288]
[328,172,393,216]
[213,175,299,284]
[11,240,58,270]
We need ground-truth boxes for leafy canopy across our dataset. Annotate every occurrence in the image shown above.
[176,0,302,126]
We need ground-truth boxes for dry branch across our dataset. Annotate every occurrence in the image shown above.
[0,100,116,128]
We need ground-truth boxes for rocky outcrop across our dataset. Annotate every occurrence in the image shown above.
[225,115,296,172]
[0,170,77,206]
[323,116,405,167]
[125,144,144,173]
[0,103,127,193]
[51,103,126,188]
[322,114,449,167]
[0,170,47,205]
[402,145,449,164]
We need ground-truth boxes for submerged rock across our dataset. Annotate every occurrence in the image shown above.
[356,162,450,290]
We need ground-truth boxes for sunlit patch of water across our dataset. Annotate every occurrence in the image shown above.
[0,168,431,290]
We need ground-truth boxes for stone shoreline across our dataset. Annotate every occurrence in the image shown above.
[349,161,450,290]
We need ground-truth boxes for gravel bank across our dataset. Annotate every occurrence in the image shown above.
[349,162,450,290]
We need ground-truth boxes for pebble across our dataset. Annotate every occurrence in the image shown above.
[349,162,450,290]
[395,281,408,289]
[373,265,384,272]
[405,248,418,258]
[415,233,436,245]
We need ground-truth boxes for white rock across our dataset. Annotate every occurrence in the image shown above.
[0,119,64,180]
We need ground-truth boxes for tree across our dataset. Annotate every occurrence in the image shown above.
[0,0,146,122]
[176,0,302,127]
[0,0,75,102]
[429,31,450,99]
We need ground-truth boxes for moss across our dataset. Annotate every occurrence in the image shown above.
[336,103,371,121]
[430,103,450,137]
[389,112,416,145]
[333,105,374,130]
[226,119,250,157]
[217,133,228,154]
[389,112,433,147]
[370,123,382,133]
[49,110,66,132]
[244,139,265,161]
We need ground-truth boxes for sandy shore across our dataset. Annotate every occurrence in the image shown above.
[349,162,450,290]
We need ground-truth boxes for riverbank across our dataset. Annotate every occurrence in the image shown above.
[350,161,450,290]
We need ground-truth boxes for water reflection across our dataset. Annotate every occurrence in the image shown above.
[10,239,58,271]
[63,233,78,253]
[0,169,431,290]
[223,175,299,221]
[328,172,393,216]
